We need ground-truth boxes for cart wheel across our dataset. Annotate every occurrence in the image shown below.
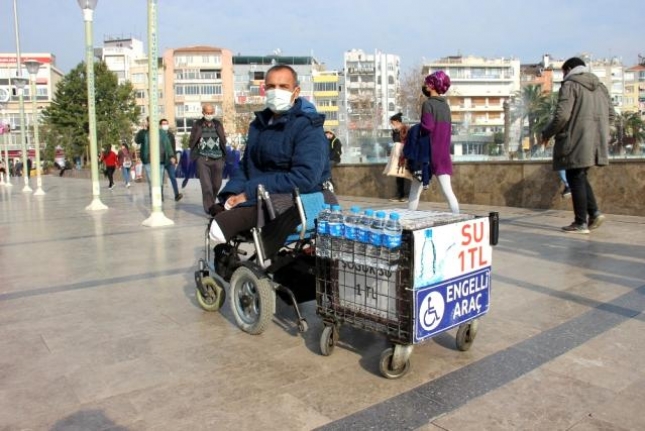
[456,319,479,351]
[298,318,309,333]
[379,347,410,379]
[196,276,225,312]
[319,325,339,356]
[229,266,275,335]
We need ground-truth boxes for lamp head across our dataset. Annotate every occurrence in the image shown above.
[24,60,42,76]
[12,77,29,90]
[77,0,98,11]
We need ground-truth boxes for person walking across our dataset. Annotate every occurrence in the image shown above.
[160,119,183,201]
[100,146,118,190]
[135,117,175,200]
[541,57,615,234]
[388,112,409,202]
[188,104,227,216]
[408,71,459,213]
[117,142,133,188]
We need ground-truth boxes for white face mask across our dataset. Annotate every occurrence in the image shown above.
[265,89,294,113]
[203,114,214,121]
[161,124,169,131]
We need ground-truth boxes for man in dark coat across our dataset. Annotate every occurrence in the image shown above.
[541,57,615,234]
[208,64,331,244]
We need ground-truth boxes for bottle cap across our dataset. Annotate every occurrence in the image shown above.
[376,211,386,218]
[389,212,400,220]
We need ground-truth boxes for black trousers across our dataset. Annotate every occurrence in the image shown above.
[106,166,116,187]
[565,167,599,225]
[396,177,406,199]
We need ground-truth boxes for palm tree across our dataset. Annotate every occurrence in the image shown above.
[514,85,546,157]
[531,92,559,154]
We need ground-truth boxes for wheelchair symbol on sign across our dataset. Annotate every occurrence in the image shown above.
[419,291,445,332]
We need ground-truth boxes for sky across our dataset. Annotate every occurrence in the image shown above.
[1,0,644,74]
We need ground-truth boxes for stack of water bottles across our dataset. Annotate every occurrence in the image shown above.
[316,204,403,270]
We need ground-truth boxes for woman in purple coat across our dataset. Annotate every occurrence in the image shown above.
[408,71,460,214]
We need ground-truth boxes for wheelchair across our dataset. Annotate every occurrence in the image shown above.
[194,185,335,335]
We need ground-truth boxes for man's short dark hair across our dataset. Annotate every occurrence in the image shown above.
[266,64,299,86]
[562,57,586,71]
[159,118,168,125]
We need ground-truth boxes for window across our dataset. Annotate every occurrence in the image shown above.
[253,71,265,80]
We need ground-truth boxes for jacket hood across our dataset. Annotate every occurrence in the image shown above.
[564,66,600,91]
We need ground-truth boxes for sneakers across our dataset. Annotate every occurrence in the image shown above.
[389,197,407,202]
[561,187,571,198]
[588,214,606,230]
[561,223,590,234]
[125,183,131,188]
[175,193,183,202]
[108,185,115,190]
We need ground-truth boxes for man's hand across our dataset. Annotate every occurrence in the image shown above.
[225,193,247,210]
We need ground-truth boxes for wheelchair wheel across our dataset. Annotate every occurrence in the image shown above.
[229,266,275,335]
[196,276,225,312]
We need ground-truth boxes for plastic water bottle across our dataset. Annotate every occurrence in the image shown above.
[316,204,331,258]
[328,204,344,260]
[341,206,361,263]
[355,209,374,265]
[365,211,386,268]
[381,212,403,270]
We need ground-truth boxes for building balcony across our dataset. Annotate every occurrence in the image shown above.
[313,91,339,98]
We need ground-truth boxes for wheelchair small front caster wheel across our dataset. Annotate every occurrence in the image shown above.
[196,276,225,312]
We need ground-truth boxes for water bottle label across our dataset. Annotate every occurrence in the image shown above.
[344,226,356,241]
[329,223,343,237]
[385,234,402,248]
[357,229,369,243]
[369,231,382,246]
[317,220,328,235]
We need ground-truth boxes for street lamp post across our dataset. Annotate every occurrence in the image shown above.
[24,60,45,196]
[0,101,7,186]
[12,77,31,192]
[142,0,173,227]
[77,0,107,210]
[12,0,30,193]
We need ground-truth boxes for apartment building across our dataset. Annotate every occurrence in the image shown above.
[624,60,645,117]
[422,55,521,136]
[129,56,164,126]
[163,46,235,136]
[312,70,342,131]
[96,36,145,85]
[344,49,400,134]
[231,55,323,141]
[0,53,64,152]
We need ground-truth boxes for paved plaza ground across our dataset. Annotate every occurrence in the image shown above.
[1,175,644,430]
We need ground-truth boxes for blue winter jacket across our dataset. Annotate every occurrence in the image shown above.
[219,98,330,204]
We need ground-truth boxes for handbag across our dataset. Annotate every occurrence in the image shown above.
[383,142,413,180]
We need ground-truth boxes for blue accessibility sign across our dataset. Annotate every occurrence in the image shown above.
[413,267,491,343]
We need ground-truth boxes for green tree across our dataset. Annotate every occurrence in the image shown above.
[617,111,645,155]
[41,60,140,163]
[516,85,545,156]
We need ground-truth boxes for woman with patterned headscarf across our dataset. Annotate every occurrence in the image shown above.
[408,70,459,214]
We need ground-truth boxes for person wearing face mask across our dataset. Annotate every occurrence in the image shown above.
[189,104,228,216]
[207,64,333,246]
[160,119,183,202]
[136,116,175,201]
[408,71,459,214]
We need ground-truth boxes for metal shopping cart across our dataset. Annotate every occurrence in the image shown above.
[316,210,499,379]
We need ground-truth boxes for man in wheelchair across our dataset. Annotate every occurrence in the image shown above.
[208,64,334,248]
